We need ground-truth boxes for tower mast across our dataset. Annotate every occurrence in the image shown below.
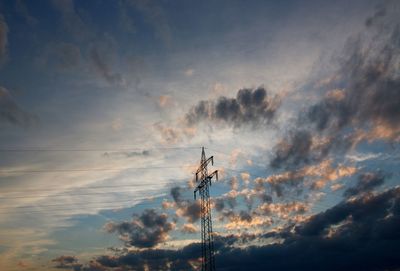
[194,147,218,271]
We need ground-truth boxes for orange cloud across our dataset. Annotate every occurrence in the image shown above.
[264,159,357,190]
[325,89,345,101]
[258,202,309,219]
[181,223,198,233]
[158,95,173,108]
[224,213,272,230]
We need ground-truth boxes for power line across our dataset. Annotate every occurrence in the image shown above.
[0,168,239,197]
[0,167,239,195]
[0,161,342,217]
[0,146,202,152]
[207,147,268,169]
[0,184,176,196]
[0,197,158,210]
[0,182,179,194]
[0,167,339,211]
[0,186,335,212]
[0,165,196,174]
[0,186,173,199]
[0,199,161,215]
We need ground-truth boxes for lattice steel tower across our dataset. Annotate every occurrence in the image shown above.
[194,147,218,271]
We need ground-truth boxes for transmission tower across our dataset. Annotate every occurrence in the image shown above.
[194,147,218,271]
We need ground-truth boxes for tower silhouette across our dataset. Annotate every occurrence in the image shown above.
[194,147,218,271]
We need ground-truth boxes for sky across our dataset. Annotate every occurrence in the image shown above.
[0,0,400,270]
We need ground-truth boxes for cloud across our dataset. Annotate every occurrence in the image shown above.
[365,4,386,27]
[158,95,174,108]
[52,255,82,270]
[258,201,309,219]
[103,149,150,158]
[185,87,281,129]
[214,197,226,212]
[104,209,174,248]
[154,87,280,143]
[184,68,194,76]
[66,186,400,270]
[263,159,357,196]
[181,223,198,234]
[89,45,126,87]
[270,13,400,174]
[0,14,8,65]
[270,130,313,169]
[271,6,400,170]
[95,243,202,271]
[344,171,386,197]
[0,86,38,127]
[330,183,344,191]
[171,186,184,204]
[222,210,273,230]
[153,122,195,144]
[213,191,238,213]
[110,187,400,270]
[307,12,400,139]
[176,201,201,223]
[166,186,202,223]
[229,176,239,191]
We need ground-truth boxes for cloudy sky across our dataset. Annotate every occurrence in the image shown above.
[0,0,400,270]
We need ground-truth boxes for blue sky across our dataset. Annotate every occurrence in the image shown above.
[0,0,400,270]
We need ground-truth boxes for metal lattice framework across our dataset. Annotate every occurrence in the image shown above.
[194,147,218,271]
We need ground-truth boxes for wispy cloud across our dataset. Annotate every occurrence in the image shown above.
[0,14,8,65]
[0,87,38,127]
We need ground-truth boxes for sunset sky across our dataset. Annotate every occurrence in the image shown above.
[0,0,400,270]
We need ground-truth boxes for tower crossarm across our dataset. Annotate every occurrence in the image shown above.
[195,156,214,181]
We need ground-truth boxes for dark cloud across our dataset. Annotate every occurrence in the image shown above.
[238,210,252,222]
[271,5,400,170]
[96,243,202,271]
[259,193,273,203]
[0,86,38,127]
[83,187,400,271]
[105,209,174,248]
[344,171,386,197]
[296,186,400,239]
[52,255,82,271]
[170,186,201,223]
[270,130,312,169]
[308,15,400,137]
[214,194,238,214]
[214,197,225,212]
[171,186,184,204]
[270,130,353,170]
[177,200,201,223]
[185,87,281,129]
